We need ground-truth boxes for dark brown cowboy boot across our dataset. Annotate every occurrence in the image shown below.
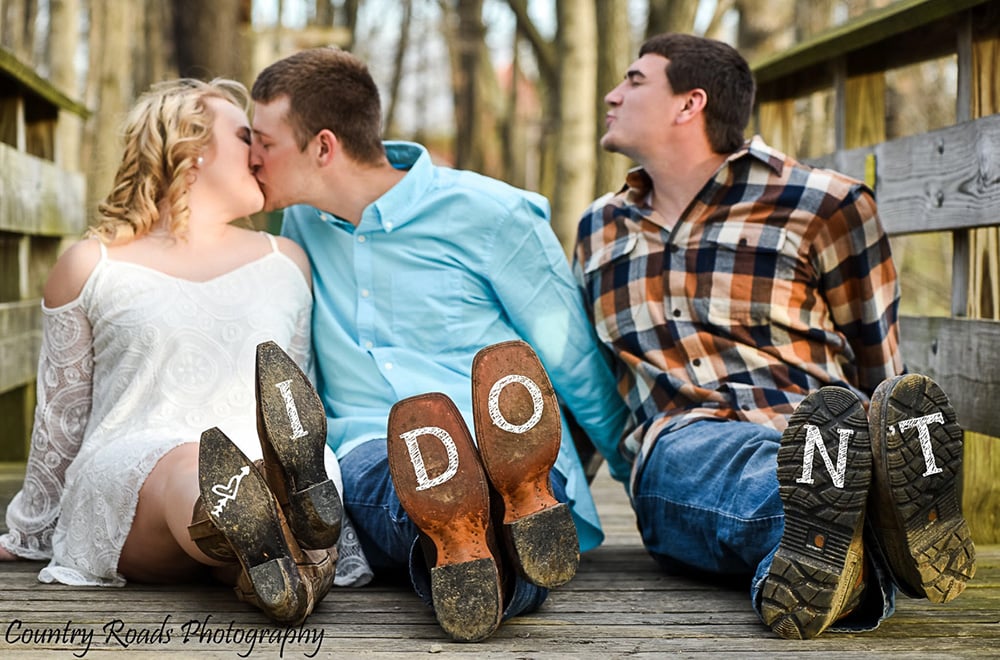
[190,427,337,626]
[761,386,871,639]
[256,340,343,550]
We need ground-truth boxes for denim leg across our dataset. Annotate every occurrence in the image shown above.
[631,420,895,631]
[339,437,417,572]
[632,420,785,576]
[339,438,561,619]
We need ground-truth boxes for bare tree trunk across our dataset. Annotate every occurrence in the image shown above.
[595,0,631,198]
[1,0,37,62]
[646,0,700,38]
[501,31,525,187]
[48,0,82,171]
[342,0,359,52]
[551,0,596,250]
[172,0,244,80]
[734,0,795,62]
[84,0,136,224]
[314,0,334,26]
[384,0,412,138]
[134,0,175,94]
[451,0,485,171]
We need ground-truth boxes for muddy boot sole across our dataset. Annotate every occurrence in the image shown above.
[198,427,308,625]
[761,387,870,639]
[256,340,342,549]
[868,374,976,602]
[387,393,502,642]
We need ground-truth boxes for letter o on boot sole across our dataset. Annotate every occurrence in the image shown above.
[472,340,579,588]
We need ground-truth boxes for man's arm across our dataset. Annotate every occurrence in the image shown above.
[487,196,632,482]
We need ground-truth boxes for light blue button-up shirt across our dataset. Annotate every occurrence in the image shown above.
[282,141,629,551]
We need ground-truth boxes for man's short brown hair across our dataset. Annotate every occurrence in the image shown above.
[252,47,385,164]
[639,33,754,154]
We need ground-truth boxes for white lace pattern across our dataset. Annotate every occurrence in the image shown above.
[1,237,372,588]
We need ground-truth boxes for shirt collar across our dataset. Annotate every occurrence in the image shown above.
[357,141,433,233]
[730,134,786,176]
[621,135,786,208]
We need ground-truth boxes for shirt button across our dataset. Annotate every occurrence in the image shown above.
[385,221,394,230]
[692,358,701,367]
[385,362,393,370]
[364,341,373,349]
[672,309,681,317]
[361,289,370,298]
[357,235,367,243]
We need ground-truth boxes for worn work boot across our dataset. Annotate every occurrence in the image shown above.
[191,427,336,626]
[387,393,503,643]
[256,340,343,549]
[867,374,976,602]
[471,340,579,589]
[761,386,871,639]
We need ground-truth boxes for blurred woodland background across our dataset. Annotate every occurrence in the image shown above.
[0,0,960,270]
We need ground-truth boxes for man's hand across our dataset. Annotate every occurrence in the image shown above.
[0,546,19,561]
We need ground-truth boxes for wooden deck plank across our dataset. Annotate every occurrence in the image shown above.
[1,464,998,658]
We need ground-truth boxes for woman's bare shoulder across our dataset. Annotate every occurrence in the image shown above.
[43,239,103,308]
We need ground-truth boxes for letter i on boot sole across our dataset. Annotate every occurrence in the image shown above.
[256,340,342,549]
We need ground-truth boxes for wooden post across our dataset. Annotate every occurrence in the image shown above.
[0,47,88,461]
[961,4,1000,544]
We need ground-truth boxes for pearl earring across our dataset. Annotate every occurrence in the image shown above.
[196,156,204,167]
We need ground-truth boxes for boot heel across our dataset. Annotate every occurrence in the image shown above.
[289,480,343,543]
[506,503,578,587]
[199,427,308,624]
[430,558,503,643]
[247,557,300,610]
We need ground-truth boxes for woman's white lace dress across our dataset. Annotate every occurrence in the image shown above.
[0,235,371,588]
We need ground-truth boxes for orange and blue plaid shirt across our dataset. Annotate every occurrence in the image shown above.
[574,136,903,466]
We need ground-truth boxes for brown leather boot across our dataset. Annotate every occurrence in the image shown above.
[471,340,579,589]
[387,392,503,643]
[190,427,337,626]
[256,340,343,549]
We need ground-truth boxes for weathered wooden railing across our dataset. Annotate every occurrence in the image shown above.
[752,0,1000,541]
[0,46,88,461]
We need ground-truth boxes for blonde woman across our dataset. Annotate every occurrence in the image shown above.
[0,78,369,625]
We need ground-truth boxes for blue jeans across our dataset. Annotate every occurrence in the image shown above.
[631,419,896,632]
[340,438,562,619]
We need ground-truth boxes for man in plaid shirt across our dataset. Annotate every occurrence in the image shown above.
[574,33,976,639]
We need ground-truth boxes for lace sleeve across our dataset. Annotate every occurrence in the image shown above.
[1,303,94,559]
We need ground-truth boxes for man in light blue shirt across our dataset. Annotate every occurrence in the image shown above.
[250,48,629,641]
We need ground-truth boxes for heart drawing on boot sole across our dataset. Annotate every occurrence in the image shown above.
[211,466,250,516]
